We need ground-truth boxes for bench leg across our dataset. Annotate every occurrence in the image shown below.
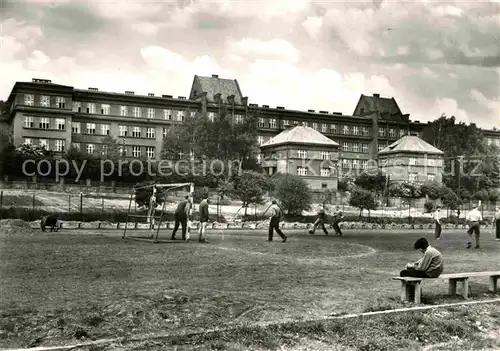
[449,279,457,296]
[414,282,421,304]
[461,279,469,299]
[400,281,409,302]
[489,276,498,293]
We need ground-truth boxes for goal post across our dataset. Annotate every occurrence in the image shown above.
[122,182,194,242]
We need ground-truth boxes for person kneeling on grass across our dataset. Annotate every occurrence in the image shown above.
[40,214,60,232]
[309,206,328,235]
[400,237,443,278]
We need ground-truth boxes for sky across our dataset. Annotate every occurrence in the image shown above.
[1,0,499,129]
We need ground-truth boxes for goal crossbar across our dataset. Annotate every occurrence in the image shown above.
[133,183,193,191]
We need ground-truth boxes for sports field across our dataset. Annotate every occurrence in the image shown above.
[1,225,499,350]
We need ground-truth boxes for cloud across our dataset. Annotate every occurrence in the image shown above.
[397,46,409,55]
[470,89,500,120]
[421,67,438,79]
[431,97,469,123]
[302,16,323,39]
[0,36,24,61]
[140,46,187,72]
[26,50,51,68]
[227,38,300,63]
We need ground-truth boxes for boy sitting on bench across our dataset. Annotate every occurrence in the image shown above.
[400,237,443,278]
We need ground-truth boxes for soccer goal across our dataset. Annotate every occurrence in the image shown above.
[122,182,194,243]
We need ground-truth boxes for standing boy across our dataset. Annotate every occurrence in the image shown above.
[466,204,483,249]
[171,196,191,241]
[433,206,442,240]
[268,200,287,242]
[495,206,500,241]
[198,195,209,243]
[309,206,328,235]
[332,206,344,236]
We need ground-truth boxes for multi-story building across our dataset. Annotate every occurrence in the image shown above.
[378,136,445,183]
[260,125,339,189]
[3,75,499,183]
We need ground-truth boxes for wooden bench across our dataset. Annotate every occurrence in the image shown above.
[392,271,500,304]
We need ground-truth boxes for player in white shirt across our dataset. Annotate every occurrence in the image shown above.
[466,204,483,249]
[432,206,442,239]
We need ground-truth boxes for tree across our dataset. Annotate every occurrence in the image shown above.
[354,171,387,197]
[441,187,462,212]
[272,174,312,215]
[389,181,423,219]
[234,171,271,215]
[134,181,167,209]
[420,181,448,200]
[349,188,377,217]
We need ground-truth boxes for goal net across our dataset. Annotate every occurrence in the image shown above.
[122,182,194,242]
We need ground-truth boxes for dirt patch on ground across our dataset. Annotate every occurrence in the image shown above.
[0,219,36,236]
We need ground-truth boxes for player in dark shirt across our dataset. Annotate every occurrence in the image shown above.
[171,196,191,240]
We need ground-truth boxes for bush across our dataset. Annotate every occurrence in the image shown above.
[193,187,210,204]
[424,201,435,213]
[272,174,312,215]
[349,188,377,216]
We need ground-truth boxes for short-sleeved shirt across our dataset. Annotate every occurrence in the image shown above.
[175,200,190,218]
[199,199,209,222]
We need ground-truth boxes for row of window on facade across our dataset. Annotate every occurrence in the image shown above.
[294,165,436,181]
[486,137,500,147]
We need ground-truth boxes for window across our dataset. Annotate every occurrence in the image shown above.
[101,104,110,115]
[147,108,155,119]
[399,129,406,137]
[297,166,308,176]
[55,118,65,130]
[119,125,128,137]
[428,174,436,181]
[146,146,155,159]
[40,95,50,107]
[322,183,328,189]
[282,119,289,127]
[378,127,385,137]
[24,116,34,128]
[190,111,196,118]
[389,128,396,137]
[320,151,329,160]
[428,159,436,167]
[132,126,141,138]
[162,127,169,139]
[342,142,349,152]
[177,111,185,121]
[302,121,308,127]
[343,125,350,135]
[207,112,215,122]
[133,107,141,117]
[257,135,264,145]
[24,138,32,146]
[342,159,350,169]
[269,119,277,128]
[56,97,65,108]
[256,153,262,164]
[146,127,155,139]
[362,127,370,136]
[120,106,128,116]
[234,114,243,124]
[378,144,385,151]
[132,146,141,158]
[118,146,125,156]
[362,144,368,153]
[298,150,308,158]
[312,122,318,130]
[362,160,368,169]
[352,160,359,169]
[73,101,82,112]
[409,157,417,165]
[39,117,50,129]
[86,123,96,134]
[101,124,110,135]
[163,109,172,120]
[320,123,327,133]
[86,144,95,155]
[24,94,34,106]
[258,118,265,127]
[352,143,359,152]
[353,126,359,135]
[496,139,500,146]
[86,103,96,114]
[55,140,65,152]
[320,168,330,177]
[409,173,418,182]
[72,143,81,151]
[330,124,337,133]
[39,139,49,150]
[72,122,81,134]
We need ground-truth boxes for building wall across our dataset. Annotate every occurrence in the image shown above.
[379,152,444,183]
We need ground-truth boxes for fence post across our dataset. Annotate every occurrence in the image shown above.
[68,194,71,213]
[102,197,104,213]
[0,190,3,213]
[80,192,83,221]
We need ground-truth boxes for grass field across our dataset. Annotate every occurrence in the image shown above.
[1,226,499,350]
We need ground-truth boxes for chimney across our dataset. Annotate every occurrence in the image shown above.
[227,95,235,104]
[308,109,315,113]
[242,96,248,106]
[212,74,219,78]
[162,95,173,98]
[214,93,221,103]
[125,91,135,95]
[178,96,186,100]
[319,111,328,114]
[148,93,155,96]
[263,105,269,108]
[293,121,299,126]
[373,93,380,98]
[88,87,98,91]
[332,112,342,115]
[277,106,285,110]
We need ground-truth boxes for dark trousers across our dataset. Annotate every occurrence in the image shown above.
[434,221,442,239]
[310,218,328,234]
[400,267,431,278]
[467,222,480,246]
[496,219,500,240]
[332,221,342,235]
[269,218,286,241]
[172,216,187,239]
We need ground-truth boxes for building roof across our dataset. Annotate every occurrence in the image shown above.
[189,75,244,105]
[261,125,339,148]
[379,135,444,156]
[355,94,402,115]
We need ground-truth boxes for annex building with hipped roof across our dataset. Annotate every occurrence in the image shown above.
[260,125,340,190]
[378,135,444,183]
